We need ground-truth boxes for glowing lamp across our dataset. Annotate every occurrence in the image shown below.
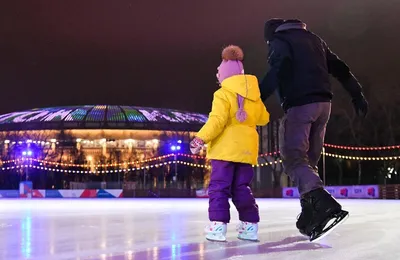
[22,150,33,157]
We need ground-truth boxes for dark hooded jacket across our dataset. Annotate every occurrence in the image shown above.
[260,20,364,111]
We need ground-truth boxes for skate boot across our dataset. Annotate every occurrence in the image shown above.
[204,221,227,242]
[296,188,349,242]
[196,188,209,198]
[236,221,258,241]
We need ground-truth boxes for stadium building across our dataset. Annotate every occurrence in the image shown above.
[0,105,211,191]
[0,105,208,161]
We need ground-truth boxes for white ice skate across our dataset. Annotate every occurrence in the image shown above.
[195,188,209,198]
[204,221,227,242]
[236,221,258,241]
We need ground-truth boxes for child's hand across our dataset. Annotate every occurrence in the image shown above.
[190,137,204,154]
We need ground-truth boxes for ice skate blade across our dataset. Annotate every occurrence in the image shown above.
[205,233,227,242]
[206,237,227,242]
[237,236,259,242]
[310,210,349,242]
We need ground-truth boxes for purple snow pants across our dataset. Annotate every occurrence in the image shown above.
[208,160,259,223]
[279,102,330,195]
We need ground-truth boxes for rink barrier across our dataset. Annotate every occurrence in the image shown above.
[0,189,123,198]
[123,188,196,198]
[282,185,380,199]
[380,184,400,199]
[0,190,19,198]
[19,181,33,198]
[2,185,400,199]
[195,188,282,198]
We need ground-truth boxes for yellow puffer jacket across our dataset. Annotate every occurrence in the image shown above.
[196,74,270,165]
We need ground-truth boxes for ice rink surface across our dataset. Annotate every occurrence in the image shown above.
[0,198,399,260]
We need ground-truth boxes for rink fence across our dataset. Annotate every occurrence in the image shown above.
[0,189,124,198]
[0,183,399,199]
[197,185,399,199]
[0,182,125,198]
[282,185,379,199]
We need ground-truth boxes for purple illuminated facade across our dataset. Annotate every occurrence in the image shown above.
[0,105,208,131]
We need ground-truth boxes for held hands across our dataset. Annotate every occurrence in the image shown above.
[352,94,368,117]
[190,137,204,155]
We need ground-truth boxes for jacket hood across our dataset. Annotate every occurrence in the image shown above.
[264,18,285,42]
[275,20,307,32]
[220,75,260,101]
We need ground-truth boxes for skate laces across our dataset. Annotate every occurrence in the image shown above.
[236,222,245,232]
[206,221,225,232]
[236,222,257,233]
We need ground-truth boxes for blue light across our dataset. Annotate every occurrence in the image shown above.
[171,145,176,151]
[22,151,33,157]
[176,146,181,150]
[177,140,182,144]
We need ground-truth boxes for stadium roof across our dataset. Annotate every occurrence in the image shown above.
[0,105,208,132]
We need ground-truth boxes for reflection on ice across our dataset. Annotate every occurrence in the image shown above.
[20,213,32,259]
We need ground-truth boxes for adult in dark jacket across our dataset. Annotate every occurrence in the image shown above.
[260,18,368,241]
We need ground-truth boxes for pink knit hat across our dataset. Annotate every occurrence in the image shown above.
[217,45,247,122]
[217,45,244,83]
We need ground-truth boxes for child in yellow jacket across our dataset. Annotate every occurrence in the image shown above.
[190,45,270,242]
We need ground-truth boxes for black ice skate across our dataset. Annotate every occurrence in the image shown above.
[309,209,349,242]
[296,188,349,242]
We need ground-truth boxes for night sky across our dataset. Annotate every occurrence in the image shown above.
[1,0,400,118]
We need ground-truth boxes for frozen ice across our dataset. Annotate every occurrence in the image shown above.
[0,198,399,260]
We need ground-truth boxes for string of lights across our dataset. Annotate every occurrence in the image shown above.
[2,149,400,169]
[2,138,400,168]
[258,145,400,155]
[178,151,281,159]
[0,158,286,173]
[0,154,176,167]
[4,138,400,150]
[253,159,283,167]
[0,161,175,174]
[1,153,203,167]
[260,151,280,157]
[177,153,205,160]
[177,160,210,169]
[4,153,397,174]
[178,152,400,162]
[323,144,400,150]
[0,161,207,173]
[323,152,400,161]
